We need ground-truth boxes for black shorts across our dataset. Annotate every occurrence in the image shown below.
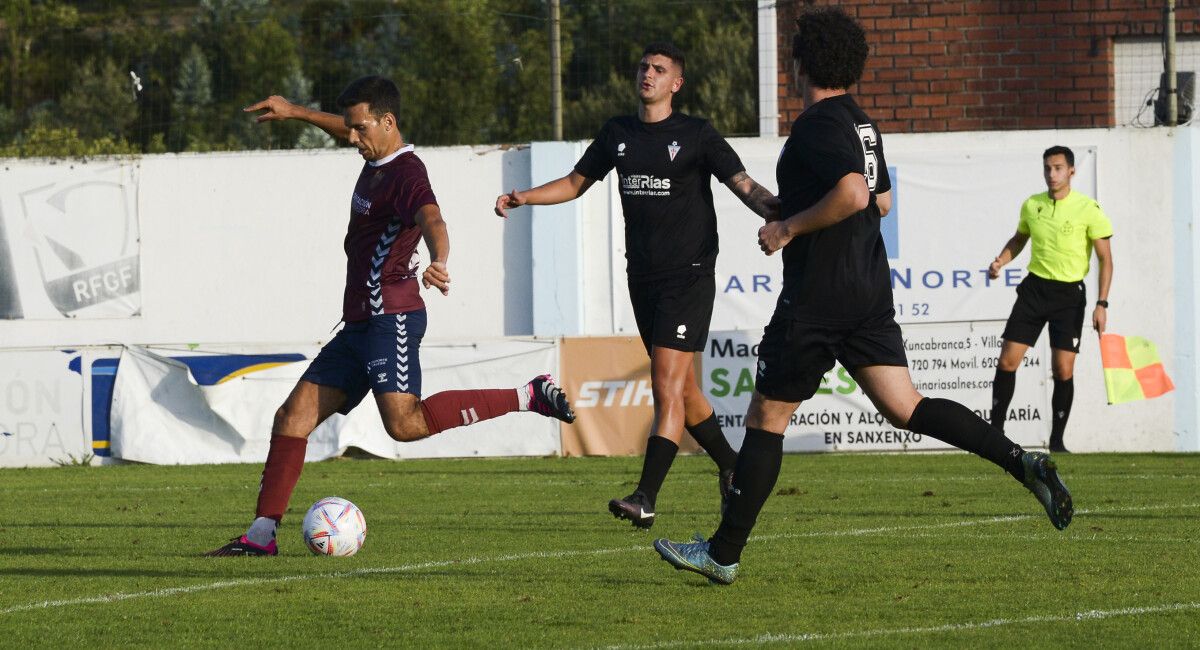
[754,309,909,403]
[628,273,715,354]
[1002,274,1086,352]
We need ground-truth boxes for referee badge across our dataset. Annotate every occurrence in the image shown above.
[668,141,680,161]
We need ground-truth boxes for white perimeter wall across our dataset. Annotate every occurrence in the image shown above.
[0,145,536,347]
[0,127,1193,455]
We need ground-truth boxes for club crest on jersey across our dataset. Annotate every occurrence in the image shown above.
[369,171,384,189]
[617,142,626,157]
[668,141,680,161]
[352,192,372,215]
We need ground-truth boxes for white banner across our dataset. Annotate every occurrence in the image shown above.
[703,323,1051,452]
[110,340,560,464]
[0,161,141,319]
[702,145,1099,331]
[0,350,87,466]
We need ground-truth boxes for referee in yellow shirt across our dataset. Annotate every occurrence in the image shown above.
[988,146,1113,453]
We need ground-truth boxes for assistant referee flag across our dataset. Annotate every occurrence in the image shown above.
[1100,333,1174,405]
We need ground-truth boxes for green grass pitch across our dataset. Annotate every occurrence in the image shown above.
[2,452,1197,647]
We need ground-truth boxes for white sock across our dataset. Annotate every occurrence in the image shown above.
[246,516,277,547]
[516,383,532,411]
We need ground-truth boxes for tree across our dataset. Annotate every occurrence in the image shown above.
[0,0,760,157]
[59,57,139,141]
[0,124,138,158]
[171,43,214,151]
[1,0,80,116]
[671,6,756,136]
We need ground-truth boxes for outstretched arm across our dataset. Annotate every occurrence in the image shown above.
[495,170,597,217]
[244,95,350,141]
[723,171,779,221]
[1092,237,1113,334]
[988,231,1030,279]
[415,204,450,296]
[756,173,869,255]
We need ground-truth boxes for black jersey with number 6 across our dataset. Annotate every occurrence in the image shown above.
[574,113,745,281]
[775,94,892,323]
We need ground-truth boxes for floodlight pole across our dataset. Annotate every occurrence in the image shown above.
[1166,0,1178,126]
[550,0,563,140]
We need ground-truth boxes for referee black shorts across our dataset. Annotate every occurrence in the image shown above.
[754,308,909,403]
[1001,273,1086,353]
[628,273,715,355]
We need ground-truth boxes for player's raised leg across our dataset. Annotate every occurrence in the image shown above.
[380,373,575,443]
[369,310,573,441]
[854,364,1072,530]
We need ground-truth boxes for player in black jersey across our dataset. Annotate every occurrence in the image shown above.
[654,8,1073,585]
[495,43,778,529]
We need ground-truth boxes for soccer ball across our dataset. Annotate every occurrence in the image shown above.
[302,497,367,557]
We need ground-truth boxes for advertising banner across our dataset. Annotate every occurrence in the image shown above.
[703,323,1051,452]
[0,350,86,467]
[696,145,1100,331]
[109,340,560,464]
[0,161,141,319]
[559,335,701,456]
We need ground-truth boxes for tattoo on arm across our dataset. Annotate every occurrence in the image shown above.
[728,172,775,218]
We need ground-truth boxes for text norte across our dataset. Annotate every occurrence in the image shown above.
[722,267,1027,293]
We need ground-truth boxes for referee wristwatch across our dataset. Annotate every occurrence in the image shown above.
[1095,300,1109,308]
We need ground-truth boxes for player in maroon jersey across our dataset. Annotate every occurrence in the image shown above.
[206,76,575,557]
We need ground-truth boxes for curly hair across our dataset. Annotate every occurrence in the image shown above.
[791,8,869,90]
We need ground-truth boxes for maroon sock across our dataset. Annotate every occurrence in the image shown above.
[255,435,308,522]
[419,389,520,435]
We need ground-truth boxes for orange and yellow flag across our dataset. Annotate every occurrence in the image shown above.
[1099,333,1174,405]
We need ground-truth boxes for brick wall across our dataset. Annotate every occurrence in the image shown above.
[776,0,1200,133]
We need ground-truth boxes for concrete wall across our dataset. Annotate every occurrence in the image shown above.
[0,145,534,347]
[1,126,1193,452]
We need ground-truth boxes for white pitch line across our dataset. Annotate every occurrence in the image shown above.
[3,502,1197,616]
[595,602,1200,649]
[0,546,639,615]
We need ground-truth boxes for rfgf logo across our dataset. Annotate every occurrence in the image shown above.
[576,380,653,408]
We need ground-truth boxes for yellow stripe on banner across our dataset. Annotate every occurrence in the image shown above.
[216,362,294,384]
[92,440,110,449]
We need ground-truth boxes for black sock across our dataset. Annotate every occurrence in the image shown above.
[686,411,738,472]
[709,428,783,566]
[636,435,678,505]
[907,397,1025,481]
[991,368,1016,432]
[1050,378,1074,449]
